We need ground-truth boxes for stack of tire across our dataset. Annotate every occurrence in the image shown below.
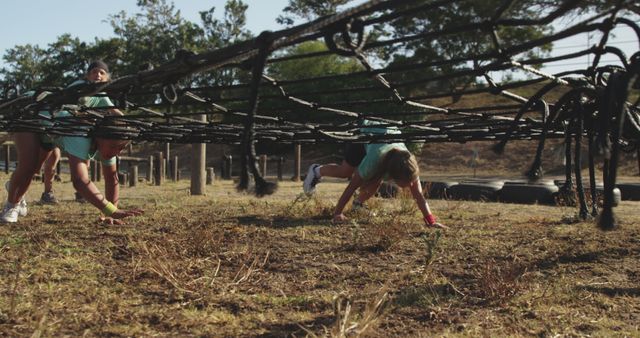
[500,179,558,205]
[414,178,638,206]
[447,179,505,202]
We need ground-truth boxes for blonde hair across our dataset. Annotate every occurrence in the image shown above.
[367,148,419,185]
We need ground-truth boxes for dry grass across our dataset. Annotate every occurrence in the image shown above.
[0,172,639,337]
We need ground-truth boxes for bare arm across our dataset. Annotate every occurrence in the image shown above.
[333,172,363,222]
[409,178,446,228]
[102,163,119,206]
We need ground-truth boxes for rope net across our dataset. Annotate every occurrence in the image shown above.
[0,0,638,217]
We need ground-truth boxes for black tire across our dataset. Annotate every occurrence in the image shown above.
[617,183,640,201]
[499,180,559,205]
[448,180,504,202]
[422,180,458,199]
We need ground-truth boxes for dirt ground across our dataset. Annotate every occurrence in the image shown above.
[0,173,639,337]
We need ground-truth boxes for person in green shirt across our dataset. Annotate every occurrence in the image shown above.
[1,60,143,224]
[304,120,445,229]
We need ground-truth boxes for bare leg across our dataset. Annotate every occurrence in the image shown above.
[8,133,51,204]
[42,147,61,193]
[318,160,355,179]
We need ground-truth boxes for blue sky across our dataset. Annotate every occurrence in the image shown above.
[0,1,291,67]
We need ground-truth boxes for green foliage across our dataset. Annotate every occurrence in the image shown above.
[107,0,204,75]
[268,40,362,80]
[0,0,251,92]
[1,44,48,89]
[277,0,351,26]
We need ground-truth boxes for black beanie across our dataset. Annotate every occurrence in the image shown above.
[88,60,109,73]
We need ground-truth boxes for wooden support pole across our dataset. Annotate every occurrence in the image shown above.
[165,143,171,179]
[224,155,233,180]
[129,165,138,187]
[155,151,164,186]
[148,155,154,183]
[90,160,97,181]
[206,167,215,185]
[96,161,102,182]
[292,144,301,182]
[118,172,128,188]
[260,154,267,177]
[277,157,284,181]
[172,155,179,181]
[190,114,207,195]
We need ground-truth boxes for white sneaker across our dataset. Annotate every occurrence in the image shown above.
[5,181,27,216]
[303,164,321,195]
[1,203,20,223]
[18,199,28,217]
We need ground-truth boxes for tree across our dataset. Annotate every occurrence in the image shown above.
[108,0,204,76]
[277,0,352,26]
[198,0,253,87]
[1,44,48,91]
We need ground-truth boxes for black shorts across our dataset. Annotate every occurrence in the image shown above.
[344,144,366,167]
[40,141,56,151]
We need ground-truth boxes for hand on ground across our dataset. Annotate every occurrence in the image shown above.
[111,208,144,220]
[427,222,448,230]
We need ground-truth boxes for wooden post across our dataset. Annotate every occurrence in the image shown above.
[172,155,179,181]
[129,165,138,187]
[260,154,267,177]
[148,155,154,183]
[224,155,233,180]
[206,167,215,185]
[292,144,301,181]
[118,172,128,188]
[90,160,97,181]
[96,161,102,182]
[155,151,164,186]
[165,143,171,179]
[277,157,284,181]
[190,114,207,195]
[4,144,10,174]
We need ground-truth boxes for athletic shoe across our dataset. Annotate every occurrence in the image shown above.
[0,203,20,223]
[40,191,59,205]
[5,181,27,216]
[18,199,28,217]
[303,164,321,195]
